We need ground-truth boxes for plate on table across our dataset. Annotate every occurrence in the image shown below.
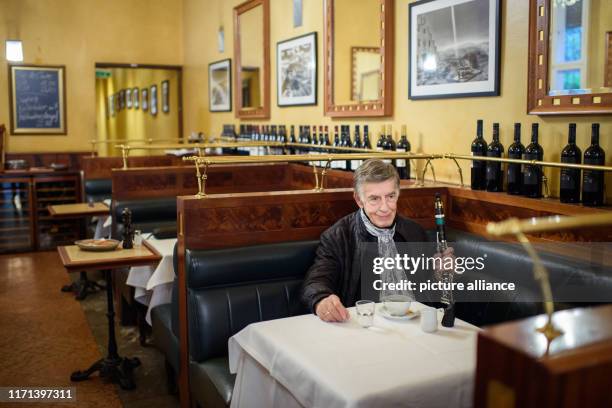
[75,239,120,252]
[379,306,419,321]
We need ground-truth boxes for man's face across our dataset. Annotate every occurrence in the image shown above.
[354,179,399,228]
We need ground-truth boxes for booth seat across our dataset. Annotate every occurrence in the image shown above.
[112,197,178,238]
[84,178,112,203]
[151,230,611,406]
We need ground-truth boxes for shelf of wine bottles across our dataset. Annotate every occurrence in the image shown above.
[470,120,606,207]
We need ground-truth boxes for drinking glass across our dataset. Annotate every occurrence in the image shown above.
[133,229,143,247]
[355,300,375,328]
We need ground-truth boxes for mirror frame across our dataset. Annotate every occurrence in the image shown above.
[528,0,612,115]
[324,0,394,117]
[233,0,270,119]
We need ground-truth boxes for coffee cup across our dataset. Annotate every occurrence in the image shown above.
[382,294,412,316]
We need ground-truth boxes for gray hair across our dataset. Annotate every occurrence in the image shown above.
[353,159,400,197]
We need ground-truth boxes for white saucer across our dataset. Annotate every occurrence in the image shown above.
[379,306,419,321]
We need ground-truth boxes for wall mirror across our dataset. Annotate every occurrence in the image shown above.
[324,0,394,117]
[234,0,270,119]
[528,0,612,115]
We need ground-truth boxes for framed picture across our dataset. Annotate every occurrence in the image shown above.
[161,80,170,113]
[150,85,158,116]
[119,89,125,110]
[141,88,148,111]
[408,0,501,99]
[133,87,139,109]
[276,32,317,106]
[126,88,132,108]
[208,59,232,112]
[8,64,67,134]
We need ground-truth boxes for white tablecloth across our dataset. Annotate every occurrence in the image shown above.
[228,303,479,408]
[126,237,176,325]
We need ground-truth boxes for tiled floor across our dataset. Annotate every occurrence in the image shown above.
[0,251,179,408]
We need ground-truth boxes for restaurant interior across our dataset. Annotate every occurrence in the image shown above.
[1,0,611,407]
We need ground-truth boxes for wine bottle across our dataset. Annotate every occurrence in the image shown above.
[434,193,455,328]
[343,126,352,171]
[396,125,411,180]
[470,119,487,190]
[323,126,331,160]
[363,125,372,151]
[288,125,296,155]
[507,123,524,195]
[385,125,396,167]
[352,125,362,170]
[522,123,544,199]
[559,123,582,203]
[486,123,504,192]
[332,126,340,169]
[582,123,605,206]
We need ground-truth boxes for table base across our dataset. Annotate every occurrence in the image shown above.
[71,356,141,390]
[61,271,106,300]
[70,269,140,390]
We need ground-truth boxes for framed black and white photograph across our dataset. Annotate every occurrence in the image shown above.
[276,32,317,106]
[208,59,232,112]
[109,94,115,117]
[408,0,501,99]
[132,87,139,109]
[141,88,148,111]
[161,80,170,113]
[126,88,132,108]
[150,85,158,116]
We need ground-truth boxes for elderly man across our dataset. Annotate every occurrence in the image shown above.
[302,159,445,322]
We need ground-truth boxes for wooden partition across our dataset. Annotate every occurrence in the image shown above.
[81,155,185,180]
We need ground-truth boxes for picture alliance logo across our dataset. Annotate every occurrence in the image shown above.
[372,253,488,275]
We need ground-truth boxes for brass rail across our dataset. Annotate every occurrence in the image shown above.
[486,212,612,346]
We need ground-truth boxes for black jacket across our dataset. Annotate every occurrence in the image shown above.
[301,211,428,312]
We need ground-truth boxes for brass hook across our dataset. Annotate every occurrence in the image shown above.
[317,160,333,192]
[195,159,209,198]
[121,145,130,169]
[312,163,320,191]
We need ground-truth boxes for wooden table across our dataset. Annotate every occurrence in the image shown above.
[48,202,110,218]
[57,241,162,390]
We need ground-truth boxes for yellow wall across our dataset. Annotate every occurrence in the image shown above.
[183,0,612,201]
[95,68,180,156]
[0,0,183,153]
[587,0,612,90]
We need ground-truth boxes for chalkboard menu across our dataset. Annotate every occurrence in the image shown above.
[9,65,66,135]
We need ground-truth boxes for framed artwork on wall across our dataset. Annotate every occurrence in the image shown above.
[161,80,170,113]
[8,64,67,135]
[276,32,317,106]
[126,88,132,108]
[208,59,232,112]
[150,85,158,116]
[109,94,115,117]
[133,87,139,109]
[141,88,148,111]
[408,0,501,99]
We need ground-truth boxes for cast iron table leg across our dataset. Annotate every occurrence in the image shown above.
[61,271,106,300]
[70,270,141,390]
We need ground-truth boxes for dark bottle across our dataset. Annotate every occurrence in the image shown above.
[351,125,362,170]
[363,125,372,150]
[470,120,487,190]
[522,123,544,199]
[289,125,296,155]
[507,123,524,195]
[559,123,582,203]
[396,125,411,180]
[486,123,504,192]
[322,126,331,155]
[332,126,340,169]
[384,125,396,167]
[582,123,605,206]
[376,129,385,152]
[343,126,352,171]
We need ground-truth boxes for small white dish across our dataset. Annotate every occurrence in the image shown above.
[379,306,419,321]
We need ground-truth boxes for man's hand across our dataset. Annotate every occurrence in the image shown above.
[315,294,350,322]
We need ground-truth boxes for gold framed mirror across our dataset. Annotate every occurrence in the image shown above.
[528,0,612,115]
[234,0,270,119]
[324,0,394,117]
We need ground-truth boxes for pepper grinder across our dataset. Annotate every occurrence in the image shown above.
[121,208,135,249]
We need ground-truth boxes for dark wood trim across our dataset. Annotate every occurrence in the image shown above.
[605,31,612,88]
[527,0,612,115]
[324,0,393,117]
[0,124,5,172]
[81,155,185,180]
[233,0,270,119]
